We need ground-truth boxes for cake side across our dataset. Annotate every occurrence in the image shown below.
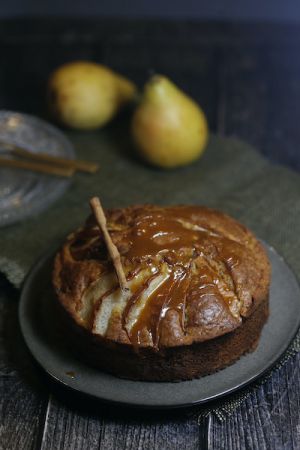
[53,286,269,381]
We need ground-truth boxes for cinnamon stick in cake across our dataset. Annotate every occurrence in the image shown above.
[89,197,129,292]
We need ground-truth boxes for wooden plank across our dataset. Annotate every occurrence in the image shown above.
[212,354,300,449]
[0,21,218,450]
[2,19,300,47]
[0,277,46,450]
[0,20,299,450]
[212,40,300,449]
[218,45,300,169]
[38,394,202,450]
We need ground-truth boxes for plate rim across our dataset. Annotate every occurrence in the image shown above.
[18,243,300,409]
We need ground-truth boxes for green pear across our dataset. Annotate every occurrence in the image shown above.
[48,61,136,130]
[131,75,208,168]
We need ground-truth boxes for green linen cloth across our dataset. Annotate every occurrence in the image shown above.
[1,131,300,419]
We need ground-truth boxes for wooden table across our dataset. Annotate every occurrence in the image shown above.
[1,19,300,450]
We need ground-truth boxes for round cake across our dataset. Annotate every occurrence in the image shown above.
[53,205,270,381]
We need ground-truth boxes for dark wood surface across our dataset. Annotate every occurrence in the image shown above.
[1,19,300,450]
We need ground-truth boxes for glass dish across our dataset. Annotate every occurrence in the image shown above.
[0,111,74,227]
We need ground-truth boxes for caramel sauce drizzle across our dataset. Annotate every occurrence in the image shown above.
[122,207,236,347]
[73,206,243,347]
[126,209,202,259]
[129,267,190,348]
[122,271,160,327]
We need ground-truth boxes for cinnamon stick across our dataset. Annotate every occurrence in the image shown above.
[0,140,99,174]
[89,197,129,292]
[11,146,99,173]
[0,156,74,177]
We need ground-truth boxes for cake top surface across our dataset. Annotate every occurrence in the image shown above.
[53,205,270,349]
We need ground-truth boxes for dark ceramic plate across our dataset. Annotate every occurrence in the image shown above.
[19,244,300,409]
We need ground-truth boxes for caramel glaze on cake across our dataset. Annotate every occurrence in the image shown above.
[53,205,271,381]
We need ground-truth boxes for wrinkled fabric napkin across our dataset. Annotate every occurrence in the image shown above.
[1,132,300,419]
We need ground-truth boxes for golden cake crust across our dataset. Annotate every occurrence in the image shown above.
[53,205,270,357]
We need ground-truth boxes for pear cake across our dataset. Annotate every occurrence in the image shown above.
[53,205,270,381]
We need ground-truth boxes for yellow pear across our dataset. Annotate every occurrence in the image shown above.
[48,61,136,130]
[131,75,208,168]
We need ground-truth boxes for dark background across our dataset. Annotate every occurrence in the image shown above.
[1,3,300,450]
[2,0,300,22]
